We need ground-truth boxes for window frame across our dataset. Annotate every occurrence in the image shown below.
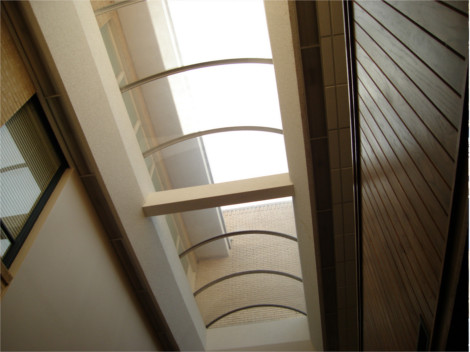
[1,95,68,268]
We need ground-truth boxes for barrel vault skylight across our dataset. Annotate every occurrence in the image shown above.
[93,0,310,332]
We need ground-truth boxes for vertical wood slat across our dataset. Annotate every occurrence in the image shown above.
[351,0,468,350]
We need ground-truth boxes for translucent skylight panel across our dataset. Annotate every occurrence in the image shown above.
[165,0,272,65]
[147,131,287,189]
[97,0,288,190]
[202,131,288,184]
[169,64,282,135]
[139,63,282,144]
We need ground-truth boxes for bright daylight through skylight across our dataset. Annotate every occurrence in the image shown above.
[154,0,288,184]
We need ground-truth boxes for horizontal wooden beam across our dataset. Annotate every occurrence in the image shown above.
[142,173,294,216]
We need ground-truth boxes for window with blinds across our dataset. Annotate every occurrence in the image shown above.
[0,95,67,267]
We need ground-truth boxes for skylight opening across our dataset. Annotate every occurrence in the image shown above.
[157,0,288,187]
[94,0,307,330]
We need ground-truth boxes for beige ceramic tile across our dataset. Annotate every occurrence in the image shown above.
[345,283,357,307]
[336,84,350,128]
[333,203,343,235]
[330,0,344,34]
[333,34,347,84]
[345,260,356,287]
[328,130,340,169]
[337,285,346,309]
[320,36,335,86]
[342,202,355,234]
[335,233,345,262]
[338,308,348,338]
[339,127,352,168]
[325,86,338,130]
[344,233,355,261]
[317,0,331,37]
[341,167,353,202]
[330,168,342,204]
[335,261,346,287]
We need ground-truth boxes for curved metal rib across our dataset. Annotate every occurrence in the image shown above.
[179,230,297,259]
[206,304,307,328]
[194,270,302,297]
[94,0,145,16]
[121,58,273,93]
[143,126,282,158]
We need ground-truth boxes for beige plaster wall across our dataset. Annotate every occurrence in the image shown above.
[1,171,161,351]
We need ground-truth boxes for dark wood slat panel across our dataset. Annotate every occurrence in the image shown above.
[357,86,448,246]
[354,24,459,158]
[353,2,461,127]
[360,138,437,319]
[356,45,455,188]
[360,119,442,288]
[362,240,401,349]
[357,65,453,213]
[361,192,432,336]
[359,104,445,265]
[361,235,396,349]
[361,217,417,349]
[362,258,399,349]
[360,0,466,93]
[362,241,417,351]
[441,0,469,14]
[351,1,467,350]
[387,0,468,58]
[361,200,418,350]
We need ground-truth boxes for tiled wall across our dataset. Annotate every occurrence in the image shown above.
[317,1,357,350]
[296,1,357,350]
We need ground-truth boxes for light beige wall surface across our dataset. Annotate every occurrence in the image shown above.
[1,171,160,351]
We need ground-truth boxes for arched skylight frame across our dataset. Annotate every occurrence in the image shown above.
[88,0,323,346]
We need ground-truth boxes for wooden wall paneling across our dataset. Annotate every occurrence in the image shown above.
[360,122,439,317]
[441,0,469,15]
[354,24,459,158]
[358,101,443,280]
[361,197,416,350]
[385,0,469,58]
[353,2,461,127]
[360,1,465,93]
[361,230,396,348]
[360,137,435,318]
[361,213,415,349]
[350,0,468,349]
[355,50,455,193]
[355,49,452,228]
[356,67,452,217]
[357,78,448,252]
